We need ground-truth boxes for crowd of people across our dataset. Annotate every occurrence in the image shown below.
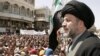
[0,34,66,56]
[0,34,53,56]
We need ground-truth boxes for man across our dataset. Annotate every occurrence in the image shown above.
[59,1,100,56]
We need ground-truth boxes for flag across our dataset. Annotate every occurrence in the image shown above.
[52,0,62,15]
[52,0,73,14]
[48,0,63,34]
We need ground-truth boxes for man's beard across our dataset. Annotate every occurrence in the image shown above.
[58,28,70,44]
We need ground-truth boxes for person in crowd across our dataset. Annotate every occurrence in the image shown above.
[0,42,4,56]
[48,10,71,56]
[49,10,62,51]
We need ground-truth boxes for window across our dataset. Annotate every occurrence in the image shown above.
[3,2,10,10]
[36,14,45,17]
[26,8,30,17]
[13,4,19,14]
[31,11,34,17]
[0,2,3,12]
[3,2,10,13]
[20,6,25,16]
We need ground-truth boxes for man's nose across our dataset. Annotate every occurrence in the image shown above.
[62,21,66,28]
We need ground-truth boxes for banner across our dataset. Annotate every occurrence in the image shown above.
[20,30,46,35]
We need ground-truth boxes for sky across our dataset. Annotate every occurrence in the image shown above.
[35,0,100,29]
[35,0,53,9]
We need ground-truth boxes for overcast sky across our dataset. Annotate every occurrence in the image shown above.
[35,0,100,29]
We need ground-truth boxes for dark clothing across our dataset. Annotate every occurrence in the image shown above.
[49,29,58,51]
[67,30,100,56]
[49,10,62,51]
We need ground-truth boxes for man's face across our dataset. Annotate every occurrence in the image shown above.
[61,14,80,38]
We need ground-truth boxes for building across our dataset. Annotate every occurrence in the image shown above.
[34,7,51,34]
[0,0,35,34]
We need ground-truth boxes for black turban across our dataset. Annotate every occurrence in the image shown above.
[61,1,95,29]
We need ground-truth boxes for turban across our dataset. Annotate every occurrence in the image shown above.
[61,1,95,29]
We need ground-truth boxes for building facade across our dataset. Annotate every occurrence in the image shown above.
[0,0,35,34]
[34,7,51,33]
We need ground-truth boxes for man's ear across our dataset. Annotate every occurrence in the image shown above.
[78,20,85,28]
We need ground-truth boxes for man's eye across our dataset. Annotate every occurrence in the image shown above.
[66,19,70,22]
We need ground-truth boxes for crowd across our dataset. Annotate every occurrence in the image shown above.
[0,34,66,56]
[0,32,99,56]
[0,34,55,56]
